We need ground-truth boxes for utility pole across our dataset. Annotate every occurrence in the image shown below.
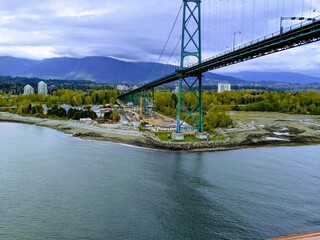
[233,31,241,51]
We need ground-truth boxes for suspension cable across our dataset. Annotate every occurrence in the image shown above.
[145,3,183,81]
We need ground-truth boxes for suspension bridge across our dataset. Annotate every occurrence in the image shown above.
[118,0,320,137]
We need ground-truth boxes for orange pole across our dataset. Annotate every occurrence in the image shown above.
[139,96,143,119]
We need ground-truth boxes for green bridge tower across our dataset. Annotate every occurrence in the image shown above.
[176,0,202,133]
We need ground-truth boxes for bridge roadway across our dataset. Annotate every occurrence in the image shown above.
[118,16,320,99]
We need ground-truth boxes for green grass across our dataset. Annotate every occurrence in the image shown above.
[154,131,225,142]
[154,132,172,141]
[180,134,201,142]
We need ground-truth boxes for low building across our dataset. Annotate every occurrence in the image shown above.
[61,104,83,113]
[218,83,231,93]
[38,81,48,95]
[117,85,129,91]
[79,118,92,123]
[91,106,102,118]
[23,84,34,95]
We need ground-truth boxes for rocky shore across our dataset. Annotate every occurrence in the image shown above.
[1,111,320,152]
[0,112,149,148]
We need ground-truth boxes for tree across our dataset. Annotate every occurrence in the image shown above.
[0,96,7,107]
[85,96,92,105]
[109,97,115,105]
[110,110,120,122]
[171,93,178,108]
[203,105,232,132]
[48,105,67,118]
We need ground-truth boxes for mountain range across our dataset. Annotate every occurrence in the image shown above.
[225,71,320,84]
[0,56,320,85]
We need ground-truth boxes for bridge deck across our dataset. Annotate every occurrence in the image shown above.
[118,16,320,99]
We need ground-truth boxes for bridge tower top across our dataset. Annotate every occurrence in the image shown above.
[180,0,202,69]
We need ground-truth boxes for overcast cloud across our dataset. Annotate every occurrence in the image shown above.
[0,0,319,76]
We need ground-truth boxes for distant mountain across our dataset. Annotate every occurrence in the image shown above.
[20,57,154,83]
[0,56,246,85]
[203,72,248,85]
[0,56,318,86]
[0,56,175,84]
[21,57,79,78]
[0,56,38,76]
[225,71,320,84]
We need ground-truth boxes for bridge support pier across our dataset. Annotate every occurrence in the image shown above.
[141,88,155,117]
[175,0,202,133]
[176,73,203,133]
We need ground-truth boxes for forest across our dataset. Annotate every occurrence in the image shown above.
[0,76,114,94]
[154,90,320,131]
[0,89,118,120]
[1,88,320,132]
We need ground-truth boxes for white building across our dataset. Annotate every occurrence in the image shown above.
[218,83,231,93]
[38,81,48,95]
[132,86,138,90]
[117,85,129,91]
[23,84,34,95]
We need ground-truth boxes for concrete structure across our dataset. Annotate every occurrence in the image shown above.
[79,118,92,123]
[218,83,231,93]
[23,84,34,95]
[38,81,48,95]
[117,85,129,91]
[195,132,209,140]
[171,132,184,140]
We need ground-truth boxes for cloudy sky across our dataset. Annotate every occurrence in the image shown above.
[0,0,319,76]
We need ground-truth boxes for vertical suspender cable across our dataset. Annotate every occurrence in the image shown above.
[145,3,183,82]
[232,0,236,41]
[277,0,279,22]
[266,0,269,34]
[252,0,255,40]
[219,0,222,49]
[226,0,229,49]
[292,0,295,16]
[241,0,244,44]
[264,0,267,35]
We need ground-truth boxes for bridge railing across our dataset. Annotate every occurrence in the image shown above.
[188,14,320,68]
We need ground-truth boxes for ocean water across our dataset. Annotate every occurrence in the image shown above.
[1,122,319,239]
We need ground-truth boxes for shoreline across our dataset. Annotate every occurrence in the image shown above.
[1,112,320,152]
[0,112,150,148]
